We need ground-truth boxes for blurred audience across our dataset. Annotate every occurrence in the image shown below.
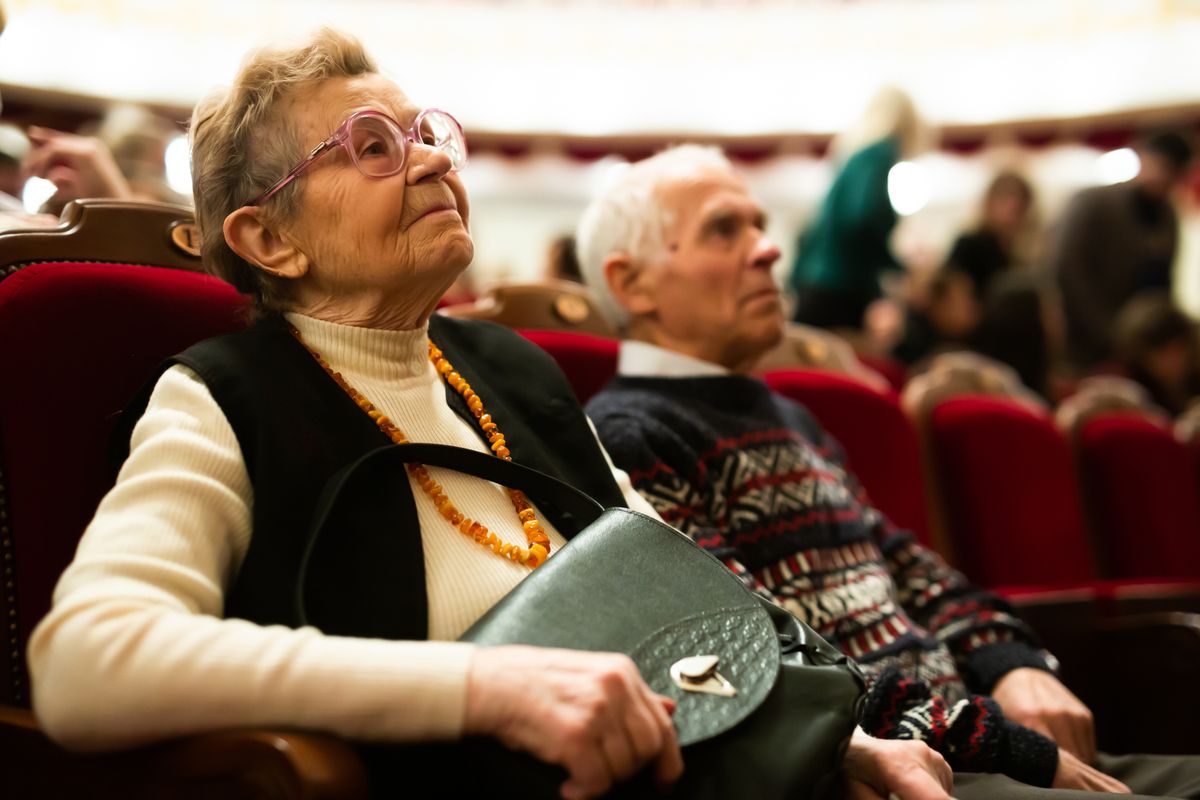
[24,104,188,217]
[1113,291,1200,417]
[788,87,927,331]
[947,170,1036,302]
[1052,131,1194,370]
[891,268,980,367]
[969,274,1062,400]
[543,233,583,283]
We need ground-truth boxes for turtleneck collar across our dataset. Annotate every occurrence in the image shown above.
[285,312,432,382]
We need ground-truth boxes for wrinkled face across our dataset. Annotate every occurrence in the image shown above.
[276,74,473,303]
[646,166,783,369]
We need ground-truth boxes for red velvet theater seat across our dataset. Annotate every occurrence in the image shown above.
[928,395,1097,588]
[517,328,619,405]
[0,261,249,689]
[925,395,1200,609]
[763,368,930,545]
[0,200,368,798]
[1074,412,1200,581]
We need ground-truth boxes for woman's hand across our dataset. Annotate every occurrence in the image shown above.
[22,127,133,210]
[464,645,683,800]
[1053,748,1131,794]
[843,727,954,800]
[992,667,1096,763]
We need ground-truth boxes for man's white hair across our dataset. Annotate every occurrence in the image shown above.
[576,144,733,330]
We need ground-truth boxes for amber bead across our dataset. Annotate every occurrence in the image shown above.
[495,446,511,459]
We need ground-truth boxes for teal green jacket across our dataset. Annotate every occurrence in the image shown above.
[788,137,902,298]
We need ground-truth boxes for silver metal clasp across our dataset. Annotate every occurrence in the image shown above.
[670,655,737,697]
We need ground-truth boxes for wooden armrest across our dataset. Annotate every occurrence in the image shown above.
[0,705,370,799]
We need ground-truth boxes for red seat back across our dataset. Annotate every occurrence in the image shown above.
[928,395,1096,587]
[764,369,930,544]
[517,329,618,405]
[0,260,247,705]
[1075,413,1200,580]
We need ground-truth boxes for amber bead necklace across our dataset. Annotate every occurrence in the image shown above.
[287,323,551,568]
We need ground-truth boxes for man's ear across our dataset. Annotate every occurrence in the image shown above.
[604,252,658,318]
[223,206,309,280]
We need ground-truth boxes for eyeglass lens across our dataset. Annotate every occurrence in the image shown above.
[347,111,466,177]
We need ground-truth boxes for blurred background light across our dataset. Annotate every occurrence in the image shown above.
[1095,147,1140,185]
[164,135,192,197]
[888,161,931,216]
[21,176,56,213]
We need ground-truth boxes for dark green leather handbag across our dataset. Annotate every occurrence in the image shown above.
[303,444,867,799]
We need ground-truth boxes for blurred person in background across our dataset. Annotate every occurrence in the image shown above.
[1114,291,1200,417]
[947,170,1037,303]
[891,267,981,367]
[787,87,927,332]
[1052,132,1194,370]
[969,273,1063,400]
[544,233,584,283]
[23,104,189,217]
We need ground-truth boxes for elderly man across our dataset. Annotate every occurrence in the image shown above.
[581,145,1200,799]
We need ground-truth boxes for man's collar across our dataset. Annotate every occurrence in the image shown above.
[617,340,730,378]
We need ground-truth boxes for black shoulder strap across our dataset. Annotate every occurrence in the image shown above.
[312,443,607,534]
[296,443,610,632]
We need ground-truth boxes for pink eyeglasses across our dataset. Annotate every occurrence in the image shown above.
[247,108,467,206]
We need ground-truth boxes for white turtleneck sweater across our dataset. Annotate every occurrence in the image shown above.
[28,313,659,752]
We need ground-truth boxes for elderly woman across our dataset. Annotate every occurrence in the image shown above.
[28,29,951,800]
[27,28,679,800]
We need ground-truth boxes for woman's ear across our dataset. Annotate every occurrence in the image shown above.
[604,252,658,319]
[223,206,309,280]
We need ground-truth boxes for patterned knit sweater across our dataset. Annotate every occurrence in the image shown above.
[588,372,1060,786]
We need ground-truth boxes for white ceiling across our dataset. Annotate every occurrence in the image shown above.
[3,0,1198,136]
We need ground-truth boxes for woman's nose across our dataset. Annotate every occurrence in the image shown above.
[406,143,454,185]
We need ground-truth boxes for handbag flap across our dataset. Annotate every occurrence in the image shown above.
[461,507,781,746]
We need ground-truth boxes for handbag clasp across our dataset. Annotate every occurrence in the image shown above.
[670,655,738,697]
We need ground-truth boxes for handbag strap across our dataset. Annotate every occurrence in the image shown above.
[327,442,609,528]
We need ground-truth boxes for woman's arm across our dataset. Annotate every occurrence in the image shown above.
[28,365,474,750]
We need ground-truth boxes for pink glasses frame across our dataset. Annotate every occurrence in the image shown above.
[247,107,465,207]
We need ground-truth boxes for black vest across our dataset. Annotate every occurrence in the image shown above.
[121,314,626,642]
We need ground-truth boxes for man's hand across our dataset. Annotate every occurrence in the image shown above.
[843,727,954,800]
[464,645,683,800]
[1053,748,1131,794]
[992,667,1097,763]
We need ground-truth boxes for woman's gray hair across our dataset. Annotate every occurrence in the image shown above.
[576,144,732,331]
[189,28,377,312]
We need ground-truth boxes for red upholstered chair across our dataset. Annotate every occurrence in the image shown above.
[855,353,908,393]
[927,396,1097,587]
[762,369,930,546]
[0,200,368,798]
[1071,413,1200,581]
[915,393,1200,754]
[517,328,619,405]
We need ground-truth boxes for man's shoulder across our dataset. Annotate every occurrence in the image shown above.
[588,378,698,429]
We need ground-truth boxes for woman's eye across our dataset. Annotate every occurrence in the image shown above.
[358,138,388,158]
[421,133,437,146]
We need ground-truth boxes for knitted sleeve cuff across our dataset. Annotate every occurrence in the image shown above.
[997,721,1059,787]
[962,641,1055,694]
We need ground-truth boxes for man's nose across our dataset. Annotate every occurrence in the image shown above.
[750,234,781,271]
